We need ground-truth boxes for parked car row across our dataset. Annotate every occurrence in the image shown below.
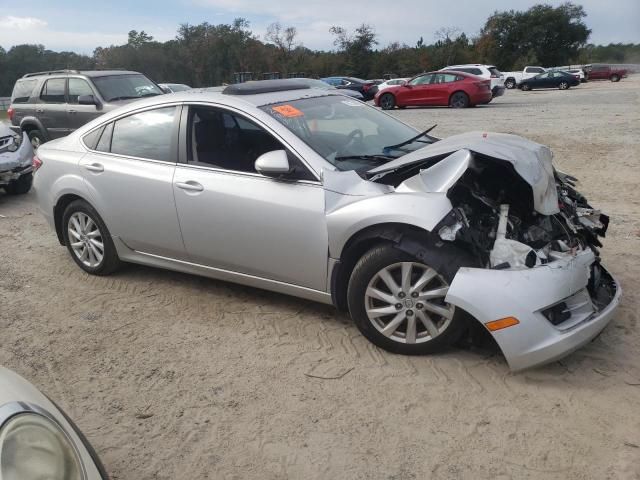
[503,64,628,89]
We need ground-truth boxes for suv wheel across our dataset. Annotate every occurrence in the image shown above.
[347,244,471,355]
[610,74,620,82]
[504,79,516,89]
[5,173,33,195]
[62,200,122,275]
[27,130,45,151]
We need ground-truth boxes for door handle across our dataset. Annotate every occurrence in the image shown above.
[67,109,77,114]
[175,181,204,192]
[83,163,104,173]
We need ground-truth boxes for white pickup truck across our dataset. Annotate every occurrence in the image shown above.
[502,66,546,89]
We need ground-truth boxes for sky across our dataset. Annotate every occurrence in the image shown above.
[0,0,638,54]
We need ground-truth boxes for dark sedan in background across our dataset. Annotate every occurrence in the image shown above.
[519,71,580,91]
[320,76,380,100]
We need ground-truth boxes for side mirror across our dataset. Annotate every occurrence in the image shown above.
[255,150,291,177]
[78,95,99,106]
[404,83,412,88]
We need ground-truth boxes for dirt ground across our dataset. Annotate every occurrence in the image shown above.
[1,77,640,480]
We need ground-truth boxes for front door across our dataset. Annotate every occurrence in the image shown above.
[400,74,434,105]
[173,105,328,291]
[79,105,186,259]
[67,78,102,131]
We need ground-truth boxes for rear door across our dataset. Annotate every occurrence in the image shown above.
[429,73,460,105]
[67,77,102,130]
[37,78,70,139]
[79,105,186,259]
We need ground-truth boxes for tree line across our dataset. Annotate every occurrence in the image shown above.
[1,2,639,96]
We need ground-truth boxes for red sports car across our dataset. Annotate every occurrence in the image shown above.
[374,71,493,109]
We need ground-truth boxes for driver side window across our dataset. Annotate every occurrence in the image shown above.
[187,106,315,180]
[409,75,432,86]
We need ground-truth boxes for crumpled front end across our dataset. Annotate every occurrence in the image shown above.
[0,131,33,187]
[372,133,620,370]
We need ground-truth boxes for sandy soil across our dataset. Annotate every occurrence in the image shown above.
[1,77,639,480]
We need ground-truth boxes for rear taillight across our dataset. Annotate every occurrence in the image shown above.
[7,107,14,121]
[32,155,42,172]
[490,74,500,78]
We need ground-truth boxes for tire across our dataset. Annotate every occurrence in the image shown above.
[610,74,620,82]
[504,78,516,89]
[521,83,531,91]
[62,200,121,275]
[347,243,472,355]
[449,91,469,108]
[379,93,396,110]
[5,173,33,195]
[27,129,46,151]
[559,81,569,90]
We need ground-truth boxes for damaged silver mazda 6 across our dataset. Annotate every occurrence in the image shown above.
[33,80,620,371]
[0,123,34,195]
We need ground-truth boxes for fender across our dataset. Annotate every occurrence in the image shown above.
[327,192,453,259]
[19,116,50,141]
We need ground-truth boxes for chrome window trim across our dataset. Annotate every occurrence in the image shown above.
[0,401,88,479]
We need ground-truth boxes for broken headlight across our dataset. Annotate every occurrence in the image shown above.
[7,133,22,153]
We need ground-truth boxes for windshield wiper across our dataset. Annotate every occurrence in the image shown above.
[383,124,437,152]
[108,96,139,101]
[334,154,395,163]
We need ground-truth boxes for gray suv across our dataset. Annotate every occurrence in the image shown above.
[8,69,163,149]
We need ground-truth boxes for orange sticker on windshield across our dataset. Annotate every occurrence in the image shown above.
[272,105,303,117]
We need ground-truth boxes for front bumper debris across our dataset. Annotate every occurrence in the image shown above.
[446,249,620,371]
[0,131,33,186]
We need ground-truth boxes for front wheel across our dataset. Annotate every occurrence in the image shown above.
[62,200,122,275]
[347,244,470,355]
[521,83,531,91]
[559,81,569,90]
[379,93,396,110]
[449,92,469,108]
[504,79,516,89]
[5,173,33,195]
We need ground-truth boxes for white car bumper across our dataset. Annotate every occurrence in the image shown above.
[446,249,621,371]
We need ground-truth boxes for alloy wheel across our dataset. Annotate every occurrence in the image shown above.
[364,262,454,344]
[559,82,569,90]
[67,212,105,268]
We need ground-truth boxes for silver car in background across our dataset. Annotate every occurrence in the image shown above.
[32,80,620,371]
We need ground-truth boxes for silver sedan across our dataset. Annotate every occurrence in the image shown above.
[33,80,620,371]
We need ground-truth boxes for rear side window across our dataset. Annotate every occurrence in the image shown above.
[11,80,37,103]
[96,123,113,152]
[488,67,501,76]
[432,73,458,84]
[110,107,177,161]
[40,78,66,103]
[82,126,104,150]
[68,78,94,104]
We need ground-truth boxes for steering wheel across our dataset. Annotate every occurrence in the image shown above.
[344,129,364,150]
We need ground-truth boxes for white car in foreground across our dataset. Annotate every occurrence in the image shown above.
[0,366,107,479]
[440,64,505,97]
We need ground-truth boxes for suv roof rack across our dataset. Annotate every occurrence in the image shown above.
[22,69,80,78]
[223,79,310,96]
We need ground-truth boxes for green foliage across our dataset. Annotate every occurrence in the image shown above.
[0,6,636,96]
[478,2,591,69]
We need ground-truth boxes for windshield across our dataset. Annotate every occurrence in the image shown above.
[93,74,163,101]
[261,95,431,172]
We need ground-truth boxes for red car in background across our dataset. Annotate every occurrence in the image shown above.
[374,71,493,110]
[583,64,628,82]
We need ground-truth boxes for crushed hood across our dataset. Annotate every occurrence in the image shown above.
[369,131,560,215]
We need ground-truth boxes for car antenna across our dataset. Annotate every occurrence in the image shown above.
[383,124,437,152]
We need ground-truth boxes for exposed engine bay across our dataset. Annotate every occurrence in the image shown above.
[435,156,609,270]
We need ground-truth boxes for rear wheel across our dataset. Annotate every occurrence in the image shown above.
[449,91,469,108]
[62,200,121,275]
[4,173,33,195]
[379,93,396,110]
[347,243,471,355]
[559,81,569,90]
[610,74,620,82]
[27,129,45,151]
[504,78,516,89]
